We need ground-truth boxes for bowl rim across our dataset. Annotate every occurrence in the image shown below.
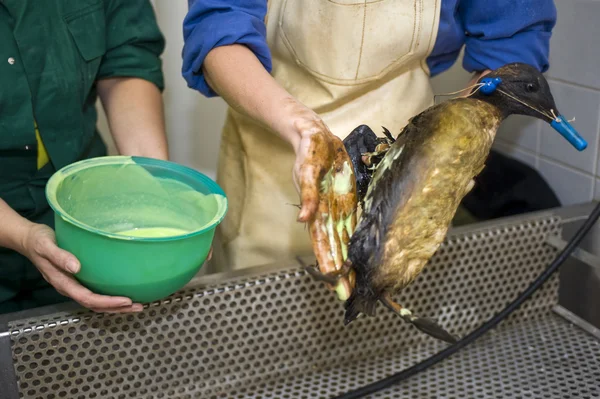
[45,155,228,242]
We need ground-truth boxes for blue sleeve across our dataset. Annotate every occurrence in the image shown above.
[182,0,272,97]
[459,0,557,73]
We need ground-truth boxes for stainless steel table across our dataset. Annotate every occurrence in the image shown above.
[1,204,599,398]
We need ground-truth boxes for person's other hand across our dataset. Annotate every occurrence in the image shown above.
[20,223,143,313]
[462,69,492,97]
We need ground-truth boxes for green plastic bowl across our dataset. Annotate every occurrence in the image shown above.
[45,156,228,303]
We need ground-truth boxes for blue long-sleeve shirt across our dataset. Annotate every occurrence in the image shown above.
[182,0,557,98]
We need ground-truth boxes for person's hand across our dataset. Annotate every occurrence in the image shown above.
[292,113,358,280]
[20,223,143,313]
[462,69,492,97]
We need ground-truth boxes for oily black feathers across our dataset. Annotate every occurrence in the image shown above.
[348,118,425,270]
[343,125,394,206]
[342,111,438,324]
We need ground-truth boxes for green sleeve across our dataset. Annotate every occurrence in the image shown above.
[98,0,166,91]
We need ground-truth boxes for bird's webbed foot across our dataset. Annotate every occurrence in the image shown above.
[304,261,355,301]
[379,293,459,344]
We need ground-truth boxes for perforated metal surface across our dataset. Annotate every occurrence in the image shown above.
[271,314,600,399]
[8,215,594,399]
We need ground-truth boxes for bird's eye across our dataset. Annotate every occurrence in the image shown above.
[526,83,538,92]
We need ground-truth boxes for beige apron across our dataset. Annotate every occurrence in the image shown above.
[210,0,442,272]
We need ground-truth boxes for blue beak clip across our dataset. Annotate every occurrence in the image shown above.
[550,116,588,151]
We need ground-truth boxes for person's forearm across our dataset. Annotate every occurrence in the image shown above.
[97,77,169,160]
[0,198,34,253]
[203,44,317,152]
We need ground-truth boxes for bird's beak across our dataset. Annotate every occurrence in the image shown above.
[550,114,588,151]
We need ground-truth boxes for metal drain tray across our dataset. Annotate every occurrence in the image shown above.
[1,207,599,399]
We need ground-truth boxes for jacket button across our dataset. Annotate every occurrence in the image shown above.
[8,57,15,65]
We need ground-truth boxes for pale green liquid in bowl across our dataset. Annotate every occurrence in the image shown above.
[116,227,191,238]
[48,158,227,239]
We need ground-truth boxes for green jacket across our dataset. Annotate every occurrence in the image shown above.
[0,0,165,313]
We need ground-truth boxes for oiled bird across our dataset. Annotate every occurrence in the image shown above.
[306,63,587,343]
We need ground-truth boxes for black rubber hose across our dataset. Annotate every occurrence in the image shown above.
[332,202,600,399]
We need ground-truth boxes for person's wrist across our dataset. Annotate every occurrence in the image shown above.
[469,69,492,86]
[290,114,320,153]
[270,97,321,153]
[8,219,36,256]
[459,70,492,97]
